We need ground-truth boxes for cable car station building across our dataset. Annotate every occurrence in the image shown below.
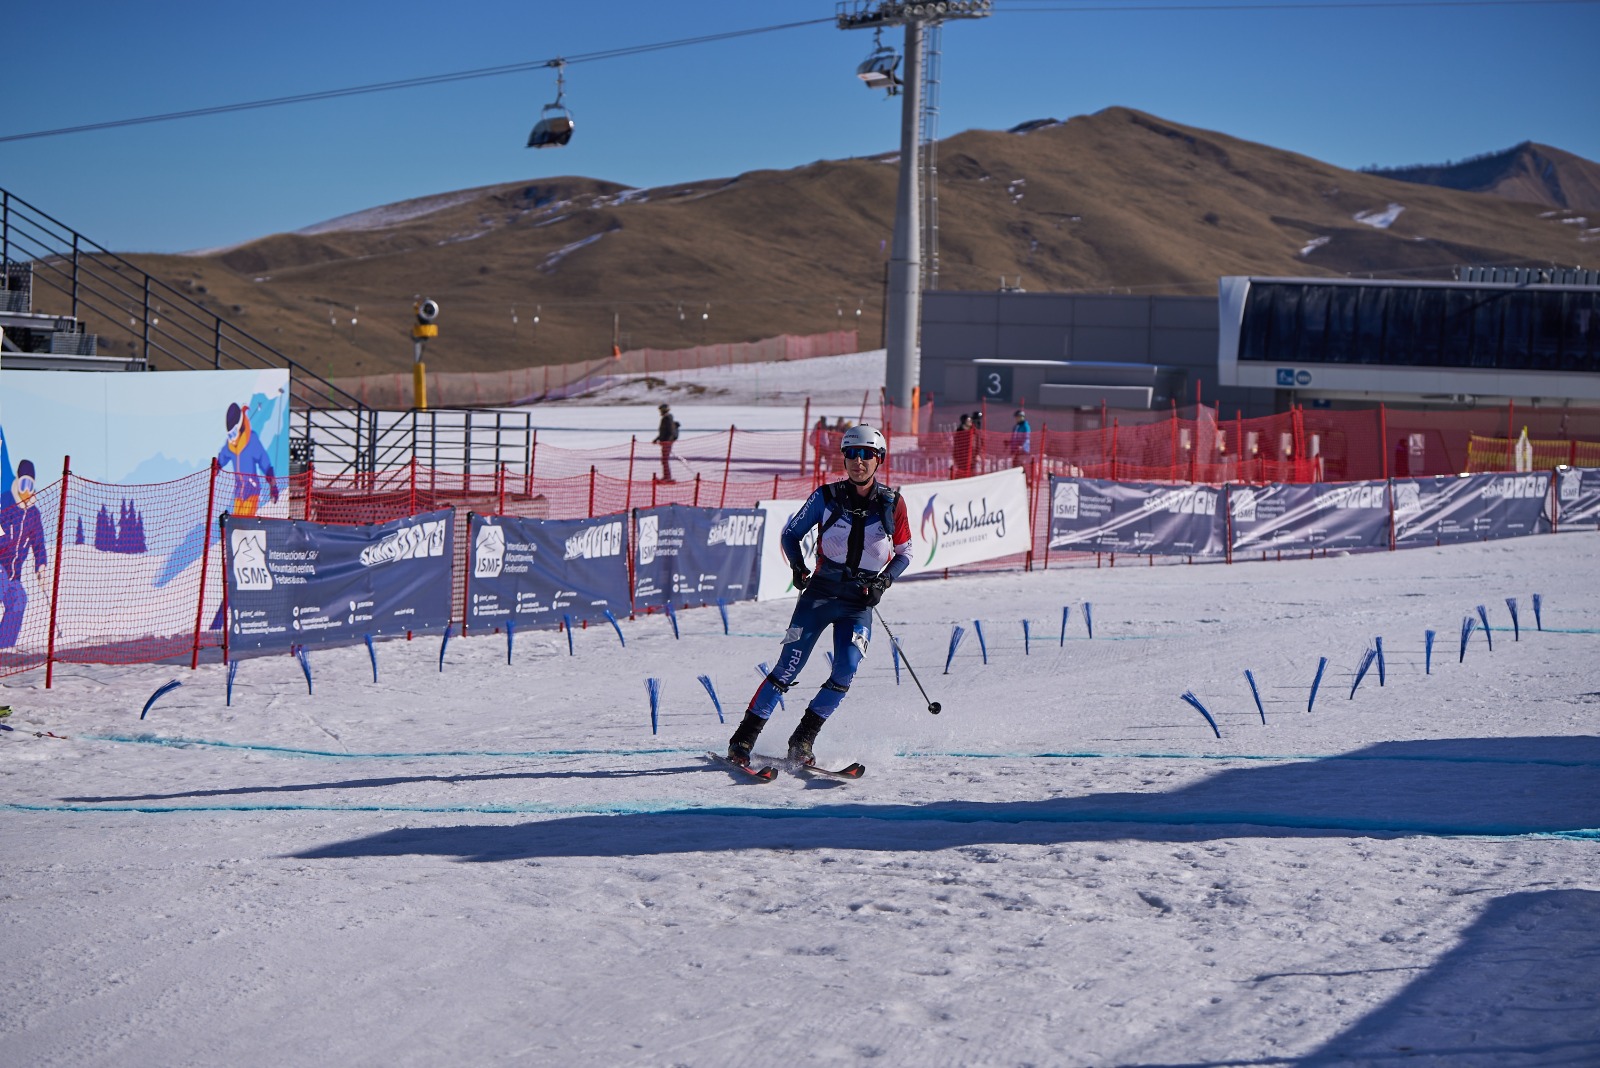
[920,271,1600,419]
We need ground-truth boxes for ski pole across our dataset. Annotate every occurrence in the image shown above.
[873,608,941,714]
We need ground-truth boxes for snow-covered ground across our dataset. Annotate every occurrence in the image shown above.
[3,367,1599,1066]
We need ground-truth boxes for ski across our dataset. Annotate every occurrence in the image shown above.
[795,761,865,779]
[706,751,778,782]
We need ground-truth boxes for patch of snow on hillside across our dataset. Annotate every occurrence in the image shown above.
[1353,203,1404,229]
[539,232,605,272]
[1299,236,1331,257]
[297,191,481,236]
[534,214,571,228]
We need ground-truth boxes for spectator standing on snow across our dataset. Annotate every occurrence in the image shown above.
[652,403,680,482]
[952,413,975,478]
[1009,408,1032,468]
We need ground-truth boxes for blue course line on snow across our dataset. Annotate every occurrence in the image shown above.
[900,749,1600,769]
[78,734,702,759]
[4,800,1594,840]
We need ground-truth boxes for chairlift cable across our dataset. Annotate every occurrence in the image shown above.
[0,18,833,145]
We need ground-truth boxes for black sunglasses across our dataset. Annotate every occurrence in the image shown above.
[842,446,880,461]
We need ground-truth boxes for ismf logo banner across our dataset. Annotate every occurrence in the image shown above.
[898,468,1030,576]
[223,508,455,657]
[632,505,766,608]
[1555,467,1600,528]
[1228,480,1390,555]
[1048,476,1226,558]
[1393,472,1551,548]
[467,514,630,629]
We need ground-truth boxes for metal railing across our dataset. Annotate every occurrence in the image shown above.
[0,184,372,424]
[299,407,535,481]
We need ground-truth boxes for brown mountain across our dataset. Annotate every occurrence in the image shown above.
[89,108,1597,380]
[1364,141,1600,215]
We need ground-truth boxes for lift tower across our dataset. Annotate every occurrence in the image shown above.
[838,1,991,428]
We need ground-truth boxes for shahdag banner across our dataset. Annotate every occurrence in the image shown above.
[1555,467,1600,529]
[224,509,454,656]
[1048,477,1225,557]
[1228,481,1391,554]
[466,514,630,629]
[633,505,765,608]
[898,468,1032,575]
[754,499,810,602]
[1393,472,1552,548]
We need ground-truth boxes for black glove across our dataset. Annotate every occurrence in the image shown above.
[860,572,892,607]
[791,565,810,591]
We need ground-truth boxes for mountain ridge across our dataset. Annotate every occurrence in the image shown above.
[80,107,1596,380]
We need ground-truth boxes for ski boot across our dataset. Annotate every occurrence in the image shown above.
[786,709,826,766]
[726,710,766,768]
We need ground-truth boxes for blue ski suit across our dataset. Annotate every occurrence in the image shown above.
[745,478,912,722]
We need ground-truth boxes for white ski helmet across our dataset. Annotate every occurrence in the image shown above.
[840,424,887,460]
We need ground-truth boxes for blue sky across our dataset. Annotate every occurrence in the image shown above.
[4,0,1596,253]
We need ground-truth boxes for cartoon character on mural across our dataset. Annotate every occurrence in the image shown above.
[0,458,49,648]
[217,401,280,517]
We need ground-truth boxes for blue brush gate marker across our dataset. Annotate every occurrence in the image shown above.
[891,639,902,685]
[504,621,515,664]
[944,625,967,675]
[1349,647,1377,699]
[1244,670,1265,723]
[365,634,379,680]
[646,678,661,735]
[603,609,626,648]
[665,602,680,640]
[1023,620,1031,656]
[439,624,453,672]
[697,675,724,723]
[1425,629,1436,675]
[563,614,575,657]
[1308,657,1328,712]
[757,662,784,710]
[1083,602,1094,639]
[1375,637,1385,686]
[140,678,182,720]
[825,651,835,669]
[1533,593,1543,631]
[296,647,314,694]
[1505,598,1519,641]
[1476,605,1493,651]
[1060,606,1070,647]
[1459,616,1475,663]
[226,660,239,706]
[973,620,988,664]
[1179,691,1221,738]
[717,599,730,636]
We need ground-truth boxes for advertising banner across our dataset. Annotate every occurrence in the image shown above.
[224,509,454,656]
[633,505,765,608]
[1555,467,1600,530]
[466,513,630,629]
[1228,481,1391,554]
[1048,477,1225,557]
[755,499,810,602]
[1393,472,1552,548]
[899,468,1032,575]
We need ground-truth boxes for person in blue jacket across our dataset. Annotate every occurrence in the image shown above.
[217,402,280,516]
[727,424,912,767]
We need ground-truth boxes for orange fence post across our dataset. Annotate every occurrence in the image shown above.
[588,465,597,518]
[625,436,636,515]
[191,457,220,670]
[1379,404,1389,480]
[305,460,315,522]
[497,462,507,516]
[527,430,538,495]
[44,455,71,690]
[1111,420,1120,481]
[409,456,417,515]
[693,473,702,507]
[799,397,810,477]
[719,426,735,508]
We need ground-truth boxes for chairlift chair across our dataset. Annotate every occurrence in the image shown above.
[527,61,575,149]
[856,35,902,95]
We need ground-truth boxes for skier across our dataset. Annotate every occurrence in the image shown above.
[652,403,680,482]
[726,424,911,767]
[216,402,280,517]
